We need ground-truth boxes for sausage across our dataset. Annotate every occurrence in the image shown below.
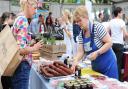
[40,64,48,70]
[59,65,73,75]
[53,63,69,76]
[49,64,62,76]
[53,61,67,68]
[46,67,61,76]
[49,64,57,70]
[40,67,54,77]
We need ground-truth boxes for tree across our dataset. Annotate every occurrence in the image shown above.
[11,0,19,5]
[94,0,112,4]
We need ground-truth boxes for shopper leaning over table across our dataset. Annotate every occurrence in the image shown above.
[71,6,118,79]
[12,0,43,89]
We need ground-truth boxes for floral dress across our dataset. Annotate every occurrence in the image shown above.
[12,16,32,64]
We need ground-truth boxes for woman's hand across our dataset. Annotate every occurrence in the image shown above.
[71,62,78,73]
[20,41,43,56]
[88,51,100,61]
[71,65,76,73]
[30,39,36,46]
[33,41,43,51]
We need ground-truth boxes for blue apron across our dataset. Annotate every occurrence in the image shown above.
[83,22,118,79]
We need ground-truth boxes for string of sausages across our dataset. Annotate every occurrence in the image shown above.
[40,61,73,77]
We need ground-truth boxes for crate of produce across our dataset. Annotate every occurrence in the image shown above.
[40,50,65,59]
[41,44,66,53]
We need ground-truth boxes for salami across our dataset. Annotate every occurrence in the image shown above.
[40,67,54,77]
[54,61,67,68]
[40,61,73,77]
[59,65,73,74]
[46,67,61,76]
[52,63,69,76]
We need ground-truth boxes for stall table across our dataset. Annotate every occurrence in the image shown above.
[29,60,128,89]
[29,64,53,89]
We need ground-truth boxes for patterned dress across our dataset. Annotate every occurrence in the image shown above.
[12,16,32,64]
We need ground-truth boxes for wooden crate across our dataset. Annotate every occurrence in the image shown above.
[32,51,41,60]
[41,44,66,53]
[40,50,65,60]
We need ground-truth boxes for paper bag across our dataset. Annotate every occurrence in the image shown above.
[0,25,22,76]
[0,75,3,89]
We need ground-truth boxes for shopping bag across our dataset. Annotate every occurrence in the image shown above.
[0,25,22,76]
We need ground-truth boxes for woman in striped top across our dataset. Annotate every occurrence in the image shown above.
[71,6,118,79]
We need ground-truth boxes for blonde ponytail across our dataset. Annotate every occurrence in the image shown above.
[62,9,73,23]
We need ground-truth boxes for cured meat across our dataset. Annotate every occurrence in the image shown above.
[40,67,54,77]
[40,61,73,77]
[54,61,67,68]
[59,65,73,74]
[52,63,69,76]
[46,67,61,76]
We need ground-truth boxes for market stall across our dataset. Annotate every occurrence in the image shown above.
[29,58,128,89]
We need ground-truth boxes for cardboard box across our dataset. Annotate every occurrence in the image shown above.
[0,25,22,76]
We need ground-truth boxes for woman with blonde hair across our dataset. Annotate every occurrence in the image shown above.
[12,0,42,89]
[61,9,75,58]
[71,6,118,79]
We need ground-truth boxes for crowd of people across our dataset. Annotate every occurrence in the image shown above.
[0,0,128,89]
[98,7,128,81]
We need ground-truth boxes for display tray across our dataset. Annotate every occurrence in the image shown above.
[40,73,75,80]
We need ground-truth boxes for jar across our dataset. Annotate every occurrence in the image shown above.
[74,84,81,89]
[80,83,87,89]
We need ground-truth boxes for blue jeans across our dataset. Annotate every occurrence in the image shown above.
[12,61,31,89]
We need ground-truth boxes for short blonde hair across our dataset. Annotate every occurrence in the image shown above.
[73,6,88,21]
[20,0,37,11]
[62,9,73,23]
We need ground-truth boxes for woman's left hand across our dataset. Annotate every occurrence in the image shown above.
[89,51,99,61]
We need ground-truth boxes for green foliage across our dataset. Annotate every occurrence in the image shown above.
[47,37,56,45]
[94,0,112,4]
[35,33,56,45]
[11,0,19,6]
[43,38,48,44]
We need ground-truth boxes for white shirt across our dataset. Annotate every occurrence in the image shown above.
[102,22,109,32]
[109,18,126,44]
[62,22,74,57]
